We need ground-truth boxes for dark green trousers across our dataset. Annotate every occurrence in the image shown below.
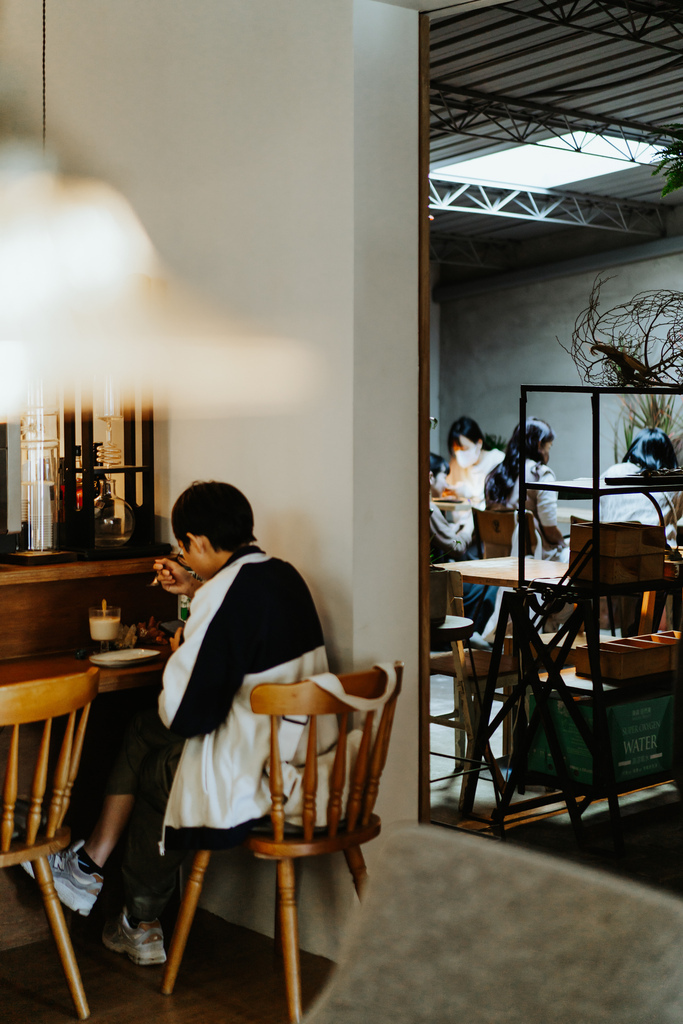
[106,708,188,922]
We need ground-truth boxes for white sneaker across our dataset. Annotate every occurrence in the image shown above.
[102,909,167,965]
[22,840,103,917]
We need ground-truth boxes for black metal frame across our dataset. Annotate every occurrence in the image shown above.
[462,383,683,852]
[62,389,170,560]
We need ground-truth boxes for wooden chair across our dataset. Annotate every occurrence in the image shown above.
[161,663,403,1022]
[473,507,540,558]
[0,666,99,1020]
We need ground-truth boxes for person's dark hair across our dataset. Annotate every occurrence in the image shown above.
[485,417,555,505]
[624,427,677,472]
[430,453,449,476]
[447,416,483,455]
[172,481,256,552]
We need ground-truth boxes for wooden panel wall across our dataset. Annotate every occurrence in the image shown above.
[2,577,176,659]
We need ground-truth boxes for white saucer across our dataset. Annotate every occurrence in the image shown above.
[89,648,162,667]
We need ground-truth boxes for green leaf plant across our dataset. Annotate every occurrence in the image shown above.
[612,392,683,464]
[652,124,683,198]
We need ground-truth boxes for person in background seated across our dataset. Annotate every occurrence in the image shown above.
[485,417,568,562]
[430,453,495,647]
[600,427,680,545]
[444,417,504,554]
[601,429,681,637]
[446,416,504,509]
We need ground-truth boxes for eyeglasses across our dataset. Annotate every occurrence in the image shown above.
[175,551,191,571]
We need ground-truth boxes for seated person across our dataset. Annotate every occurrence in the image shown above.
[446,416,504,508]
[601,429,680,636]
[445,416,505,552]
[31,480,328,965]
[485,417,568,562]
[430,453,495,644]
[601,427,680,545]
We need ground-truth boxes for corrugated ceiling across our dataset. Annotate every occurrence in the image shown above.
[429,0,683,270]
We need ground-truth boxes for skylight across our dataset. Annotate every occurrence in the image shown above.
[432,133,662,191]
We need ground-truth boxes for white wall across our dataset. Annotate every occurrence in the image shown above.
[437,255,683,480]
[1,0,420,959]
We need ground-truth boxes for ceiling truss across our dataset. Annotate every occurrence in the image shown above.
[428,0,683,269]
[498,1,683,51]
[429,176,666,235]
[430,82,671,159]
[429,232,519,270]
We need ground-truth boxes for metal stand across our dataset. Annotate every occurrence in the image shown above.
[461,585,626,851]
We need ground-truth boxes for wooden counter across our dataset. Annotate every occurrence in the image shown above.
[0,556,177,660]
[0,648,170,694]
[0,556,178,951]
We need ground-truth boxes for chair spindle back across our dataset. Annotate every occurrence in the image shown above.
[253,664,402,842]
[0,669,99,856]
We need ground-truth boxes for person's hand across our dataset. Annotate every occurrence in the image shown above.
[152,558,200,598]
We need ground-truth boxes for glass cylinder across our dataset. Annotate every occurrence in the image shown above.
[94,476,135,548]
[20,381,59,551]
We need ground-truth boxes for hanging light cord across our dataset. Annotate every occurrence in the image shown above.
[42,0,47,148]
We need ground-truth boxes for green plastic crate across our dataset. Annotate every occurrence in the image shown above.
[527,692,673,785]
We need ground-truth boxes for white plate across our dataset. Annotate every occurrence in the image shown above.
[89,648,162,667]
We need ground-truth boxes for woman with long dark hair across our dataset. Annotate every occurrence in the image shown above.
[600,427,680,544]
[485,417,567,561]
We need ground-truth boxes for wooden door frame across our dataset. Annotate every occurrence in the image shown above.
[418,11,431,821]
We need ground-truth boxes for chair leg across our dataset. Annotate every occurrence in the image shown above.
[33,855,90,1020]
[161,849,212,996]
[274,877,283,956]
[277,858,302,1023]
[344,844,368,898]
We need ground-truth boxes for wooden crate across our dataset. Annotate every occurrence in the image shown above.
[569,522,666,584]
[574,631,680,682]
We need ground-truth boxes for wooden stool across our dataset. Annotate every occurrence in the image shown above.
[429,576,507,806]
[429,614,474,772]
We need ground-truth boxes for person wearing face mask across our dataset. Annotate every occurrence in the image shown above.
[444,417,505,553]
[429,453,496,645]
[446,417,504,509]
[485,417,568,562]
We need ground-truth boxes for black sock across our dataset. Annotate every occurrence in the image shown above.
[127,914,140,928]
[77,848,103,875]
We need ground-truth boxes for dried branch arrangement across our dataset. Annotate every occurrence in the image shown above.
[559,276,683,387]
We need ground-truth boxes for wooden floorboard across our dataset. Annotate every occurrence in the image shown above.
[0,906,333,1023]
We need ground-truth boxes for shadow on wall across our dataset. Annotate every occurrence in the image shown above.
[262,509,350,671]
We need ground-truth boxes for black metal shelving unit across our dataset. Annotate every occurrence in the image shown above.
[462,384,683,852]
[62,391,170,560]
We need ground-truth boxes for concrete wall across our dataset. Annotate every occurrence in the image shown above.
[436,254,683,480]
[1,0,420,959]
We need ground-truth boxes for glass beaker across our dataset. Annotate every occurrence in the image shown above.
[94,476,135,547]
[20,381,59,551]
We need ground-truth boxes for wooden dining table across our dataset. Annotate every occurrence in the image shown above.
[434,556,569,588]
